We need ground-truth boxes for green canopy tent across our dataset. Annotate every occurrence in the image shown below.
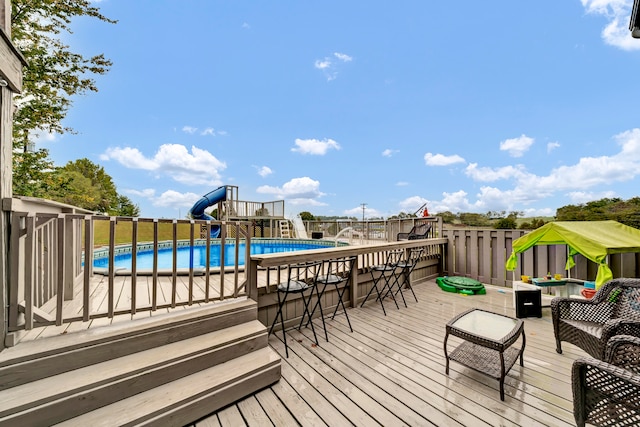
[505,221,640,289]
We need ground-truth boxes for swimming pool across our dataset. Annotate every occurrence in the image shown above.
[92,238,346,274]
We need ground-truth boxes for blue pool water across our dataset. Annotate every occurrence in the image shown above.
[93,240,336,270]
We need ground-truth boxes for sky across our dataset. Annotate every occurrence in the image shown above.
[36,0,640,219]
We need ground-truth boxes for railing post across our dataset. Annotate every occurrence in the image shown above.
[83,215,94,321]
[349,255,359,308]
[55,214,65,325]
[247,257,259,302]
[63,215,74,301]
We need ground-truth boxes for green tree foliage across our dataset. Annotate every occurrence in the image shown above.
[493,211,522,229]
[387,211,416,219]
[556,198,640,229]
[298,211,315,221]
[113,195,140,217]
[12,148,56,197]
[459,212,491,227]
[11,0,116,197]
[435,211,457,224]
[519,218,546,230]
[10,0,116,149]
[58,159,117,212]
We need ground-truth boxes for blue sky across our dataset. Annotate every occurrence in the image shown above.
[38,0,640,219]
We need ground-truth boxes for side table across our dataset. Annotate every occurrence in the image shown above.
[444,308,526,401]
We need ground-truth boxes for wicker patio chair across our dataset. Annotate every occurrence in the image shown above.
[396,223,431,241]
[552,278,640,359]
[572,335,640,427]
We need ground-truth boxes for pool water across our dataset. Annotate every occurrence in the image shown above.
[92,239,338,270]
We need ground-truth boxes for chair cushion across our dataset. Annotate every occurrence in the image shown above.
[371,265,396,272]
[614,288,640,320]
[317,274,344,284]
[563,319,604,339]
[277,280,309,292]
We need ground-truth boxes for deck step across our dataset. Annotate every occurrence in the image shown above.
[55,347,281,427]
[0,298,281,426]
[0,298,257,389]
[0,320,269,425]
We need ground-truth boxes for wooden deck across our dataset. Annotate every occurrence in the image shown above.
[194,279,586,427]
[16,272,249,342]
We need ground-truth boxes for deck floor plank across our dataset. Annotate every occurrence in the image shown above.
[236,396,273,427]
[17,274,587,427]
[201,280,584,427]
[253,388,301,426]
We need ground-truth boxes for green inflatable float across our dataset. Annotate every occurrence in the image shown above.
[436,276,486,295]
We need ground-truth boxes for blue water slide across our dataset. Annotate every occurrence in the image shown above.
[188,186,227,238]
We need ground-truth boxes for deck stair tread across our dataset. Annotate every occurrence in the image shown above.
[0,320,267,417]
[54,347,281,427]
[0,298,255,366]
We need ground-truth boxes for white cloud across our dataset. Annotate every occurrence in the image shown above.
[566,190,618,204]
[499,134,534,157]
[382,149,398,157]
[334,52,352,62]
[581,0,640,50]
[344,205,383,219]
[314,59,331,70]
[123,188,156,198]
[151,190,202,208]
[429,190,476,214]
[315,52,352,81]
[255,165,273,177]
[201,128,215,136]
[465,163,527,182]
[398,196,429,213]
[547,141,561,153]
[396,181,409,186]
[32,129,58,144]
[424,152,466,166]
[102,144,227,185]
[182,126,197,134]
[427,128,640,214]
[242,22,250,29]
[256,177,326,204]
[292,138,341,155]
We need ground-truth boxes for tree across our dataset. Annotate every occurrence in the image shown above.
[299,211,315,221]
[435,211,457,224]
[10,0,116,150]
[493,211,521,229]
[114,195,140,217]
[556,197,640,229]
[58,159,118,213]
[11,0,116,193]
[458,212,490,227]
[11,148,57,197]
[387,211,416,219]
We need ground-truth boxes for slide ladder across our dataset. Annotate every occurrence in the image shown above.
[279,220,291,238]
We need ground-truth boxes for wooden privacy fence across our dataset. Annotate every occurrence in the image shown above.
[443,227,640,286]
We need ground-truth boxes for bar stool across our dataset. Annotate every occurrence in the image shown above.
[360,249,404,315]
[268,261,323,358]
[386,247,424,303]
[306,256,357,337]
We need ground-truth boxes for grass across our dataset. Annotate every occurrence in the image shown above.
[91,220,273,247]
[92,220,207,247]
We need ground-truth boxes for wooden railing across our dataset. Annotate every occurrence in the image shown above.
[249,238,446,330]
[301,217,442,243]
[224,199,285,219]
[6,206,251,338]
